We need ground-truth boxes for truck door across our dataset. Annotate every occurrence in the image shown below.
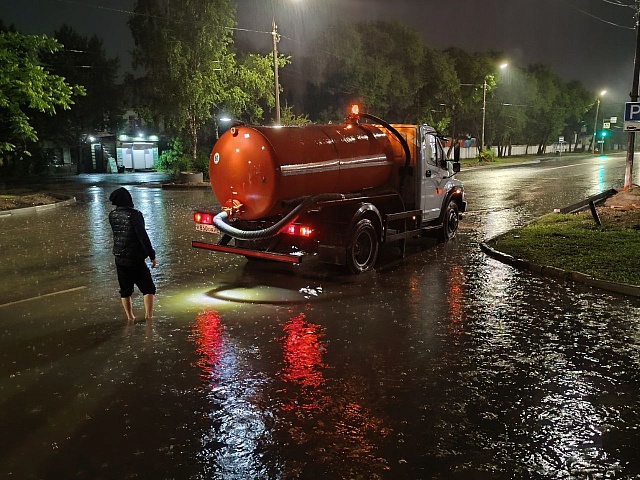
[420,128,447,221]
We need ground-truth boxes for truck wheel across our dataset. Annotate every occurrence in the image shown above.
[439,200,459,241]
[346,219,379,274]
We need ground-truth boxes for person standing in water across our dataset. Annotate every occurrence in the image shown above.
[108,187,157,321]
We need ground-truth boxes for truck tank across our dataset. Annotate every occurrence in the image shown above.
[209,123,403,220]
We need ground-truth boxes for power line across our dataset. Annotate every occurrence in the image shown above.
[560,0,635,29]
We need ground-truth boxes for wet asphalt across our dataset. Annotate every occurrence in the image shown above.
[1,159,640,479]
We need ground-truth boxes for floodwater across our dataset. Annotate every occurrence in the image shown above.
[1,156,640,479]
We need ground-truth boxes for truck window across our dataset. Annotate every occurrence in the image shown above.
[428,134,448,167]
[427,134,438,165]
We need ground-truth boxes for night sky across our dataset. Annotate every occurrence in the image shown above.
[1,0,637,115]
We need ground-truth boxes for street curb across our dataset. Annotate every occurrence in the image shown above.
[0,196,76,218]
[480,242,640,298]
[160,182,211,190]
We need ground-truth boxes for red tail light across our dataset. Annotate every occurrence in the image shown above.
[285,224,314,237]
[194,212,213,225]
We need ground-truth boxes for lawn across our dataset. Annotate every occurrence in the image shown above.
[487,211,640,285]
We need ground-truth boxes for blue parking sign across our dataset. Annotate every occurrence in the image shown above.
[625,102,640,121]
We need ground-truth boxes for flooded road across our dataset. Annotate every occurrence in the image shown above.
[1,155,640,479]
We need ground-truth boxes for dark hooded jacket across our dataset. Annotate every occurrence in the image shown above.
[108,187,155,266]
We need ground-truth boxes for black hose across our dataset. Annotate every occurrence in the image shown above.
[360,113,411,169]
[360,113,412,195]
[213,193,345,240]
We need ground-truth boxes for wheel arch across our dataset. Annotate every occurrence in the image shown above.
[347,202,383,242]
[439,187,465,224]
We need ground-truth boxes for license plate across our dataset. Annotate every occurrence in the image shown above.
[196,223,219,234]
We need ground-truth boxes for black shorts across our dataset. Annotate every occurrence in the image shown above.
[116,261,156,297]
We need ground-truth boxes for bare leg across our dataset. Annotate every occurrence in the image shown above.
[121,296,135,321]
[143,294,155,319]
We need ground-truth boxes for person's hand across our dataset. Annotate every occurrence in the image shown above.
[152,258,157,268]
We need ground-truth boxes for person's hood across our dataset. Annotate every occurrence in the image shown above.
[109,187,134,208]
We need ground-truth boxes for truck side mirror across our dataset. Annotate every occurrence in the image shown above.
[452,144,461,173]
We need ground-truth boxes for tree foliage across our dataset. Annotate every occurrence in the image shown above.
[304,22,594,156]
[129,0,278,160]
[35,25,124,145]
[307,21,458,125]
[0,31,84,155]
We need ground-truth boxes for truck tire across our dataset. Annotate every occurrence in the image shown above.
[439,200,460,241]
[346,219,379,274]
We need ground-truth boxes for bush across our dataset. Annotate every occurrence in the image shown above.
[0,147,53,179]
[193,151,210,180]
[478,147,496,163]
[156,138,192,177]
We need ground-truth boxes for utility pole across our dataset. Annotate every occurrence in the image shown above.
[272,18,281,125]
[592,96,601,154]
[625,0,640,189]
[481,77,487,151]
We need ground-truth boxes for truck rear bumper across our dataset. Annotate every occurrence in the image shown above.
[192,241,303,264]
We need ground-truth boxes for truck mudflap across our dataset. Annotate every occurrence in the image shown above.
[191,240,303,264]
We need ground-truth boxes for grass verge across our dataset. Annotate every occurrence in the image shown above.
[486,212,640,286]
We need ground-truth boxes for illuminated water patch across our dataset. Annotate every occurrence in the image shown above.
[209,285,314,304]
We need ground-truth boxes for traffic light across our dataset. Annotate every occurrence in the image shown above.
[601,130,608,138]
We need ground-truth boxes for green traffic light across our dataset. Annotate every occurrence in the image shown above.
[601,131,608,137]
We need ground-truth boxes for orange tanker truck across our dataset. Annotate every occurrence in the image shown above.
[192,106,466,273]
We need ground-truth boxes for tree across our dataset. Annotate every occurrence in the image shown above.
[487,65,531,156]
[417,46,459,133]
[129,0,277,161]
[35,25,124,145]
[446,48,504,149]
[560,81,592,153]
[306,21,431,122]
[0,31,84,155]
[521,65,591,154]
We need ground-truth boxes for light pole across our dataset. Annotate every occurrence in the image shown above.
[271,17,281,125]
[481,62,508,151]
[592,90,607,154]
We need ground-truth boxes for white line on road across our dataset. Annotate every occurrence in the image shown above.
[542,163,592,171]
[0,286,87,308]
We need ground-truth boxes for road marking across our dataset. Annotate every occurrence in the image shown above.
[542,162,591,171]
[0,286,87,308]
[543,157,625,172]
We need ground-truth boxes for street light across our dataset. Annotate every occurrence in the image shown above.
[481,62,508,151]
[592,89,607,154]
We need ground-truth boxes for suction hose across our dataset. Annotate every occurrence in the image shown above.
[359,113,412,194]
[213,193,346,240]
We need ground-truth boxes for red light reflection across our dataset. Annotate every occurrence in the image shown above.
[447,265,466,333]
[192,310,224,384]
[280,313,326,389]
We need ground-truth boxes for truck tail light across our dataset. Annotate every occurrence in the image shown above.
[286,224,314,238]
[194,212,213,225]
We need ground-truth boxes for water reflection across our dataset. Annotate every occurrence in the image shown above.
[86,186,110,275]
[189,307,392,478]
[191,310,273,479]
[280,313,326,389]
[275,310,390,478]
[193,311,225,384]
[447,265,466,335]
